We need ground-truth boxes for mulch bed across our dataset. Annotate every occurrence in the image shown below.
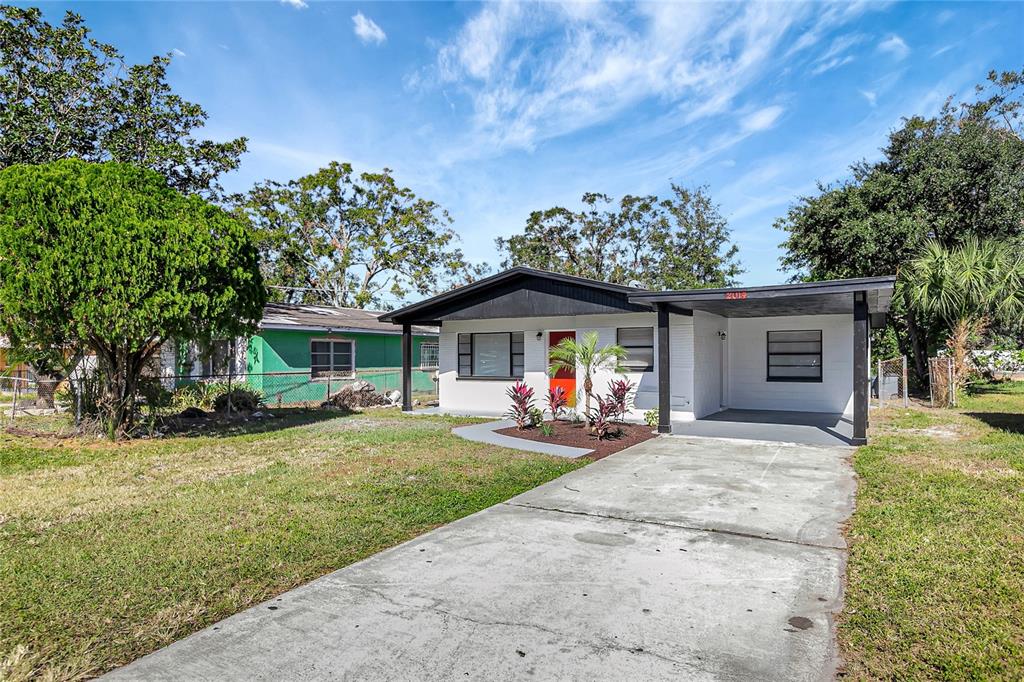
[495,420,657,460]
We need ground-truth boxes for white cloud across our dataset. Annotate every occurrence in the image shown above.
[811,54,855,76]
[418,1,834,158]
[352,12,386,45]
[809,33,864,74]
[280,0,307,9]
[860,90,877,107]
[742,105,785,132]
[172,48,187,58]
[878,34,910,59]
[935,9,955,25]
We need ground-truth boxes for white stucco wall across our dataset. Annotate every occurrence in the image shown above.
[726,314,854,414]
[438,313,675,420]
[693,311,728,419]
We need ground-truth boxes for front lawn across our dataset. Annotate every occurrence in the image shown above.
[0,409,585,680]
[841,381,1024,679]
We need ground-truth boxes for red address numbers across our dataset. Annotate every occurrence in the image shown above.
[724,291,748,300]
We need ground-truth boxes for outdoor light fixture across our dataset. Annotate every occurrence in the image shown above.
[536,331,543,340]
[718,331,727,340]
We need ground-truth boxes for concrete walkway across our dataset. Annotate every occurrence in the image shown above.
[107,435,855,681]
[453,419,594,457]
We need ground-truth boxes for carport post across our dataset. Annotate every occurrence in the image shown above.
[401,324,413,412]
[852,291,868,445]
[657,303,671,434]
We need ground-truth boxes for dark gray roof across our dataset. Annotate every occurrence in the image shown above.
[380,267,897,323]
[380,267,650,324]
[260,303,437,336]
[628,276,896,317]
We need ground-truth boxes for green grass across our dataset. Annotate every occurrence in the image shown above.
[841,381,1024,680]
[0,409,584,680]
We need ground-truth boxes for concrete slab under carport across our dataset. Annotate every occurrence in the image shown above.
[672,408,856,447]
[106,436,854,681]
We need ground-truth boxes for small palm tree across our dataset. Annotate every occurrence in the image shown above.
[906,237,1024,392]
[548,331,628,417]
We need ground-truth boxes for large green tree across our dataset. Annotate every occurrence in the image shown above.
[0,159,266,434]
[776,70,1024,380]
[496,184,742,289]
[244,162,479,309]
[0,5,246,198]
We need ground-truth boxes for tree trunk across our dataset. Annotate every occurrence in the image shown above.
[583,375,593,418]
[34,373,59,409]
[904,308,929,387]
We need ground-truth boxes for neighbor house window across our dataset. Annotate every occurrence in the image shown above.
[767,330,822,382]
[201,339,231,378]
[457,332,524,378]
[311,339,354,378]
[617,327,654,372]
[419,342,439,369]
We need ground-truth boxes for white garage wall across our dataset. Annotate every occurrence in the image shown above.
[438,312,687,420]
[726,314,853,414]
[693,311,728,418]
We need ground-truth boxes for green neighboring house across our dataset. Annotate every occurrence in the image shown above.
[162,303,438,405]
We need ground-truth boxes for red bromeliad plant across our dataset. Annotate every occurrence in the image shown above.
[504,380,536,430]
[588,395,621,440]
[607,378,635,422]
[546,386,569,420]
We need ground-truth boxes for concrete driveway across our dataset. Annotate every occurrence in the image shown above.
[108,435,855,681]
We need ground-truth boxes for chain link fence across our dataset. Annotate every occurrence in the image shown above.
[1,367,439,433]
[928,356,957,408]
[1,375,37,425]
[875,356,909,408]
[163,368,438,410]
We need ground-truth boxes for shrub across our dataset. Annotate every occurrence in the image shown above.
[54,368,103,417]
[644,408,659,428]
[589,396,621,440]
[539,422,554,437]
[213,386,263,412]
[504,380,536,430]
[528,406,544,428]
[546,386,569,420]
[137,376,173,414]
[171,382,226,411]
[607,378,636,421]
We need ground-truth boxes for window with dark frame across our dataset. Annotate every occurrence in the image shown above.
[766,330,822,382]
[617,327,655,372]
[310,339,354,378]
[457,332,525,378]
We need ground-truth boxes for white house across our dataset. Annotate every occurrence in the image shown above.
[382,268,894,445]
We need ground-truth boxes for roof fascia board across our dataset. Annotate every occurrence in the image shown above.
[628,276,896,304]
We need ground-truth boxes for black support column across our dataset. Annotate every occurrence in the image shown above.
[852,291,868,445]
[401,323,413,412]
[657,303,672,434]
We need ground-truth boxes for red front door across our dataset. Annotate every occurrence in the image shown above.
[548,331,577,407]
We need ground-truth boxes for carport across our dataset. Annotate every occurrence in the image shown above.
[669,409,855,447]
[628,276,895,446]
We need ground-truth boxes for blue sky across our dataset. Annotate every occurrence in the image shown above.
[35,1,1024,287]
